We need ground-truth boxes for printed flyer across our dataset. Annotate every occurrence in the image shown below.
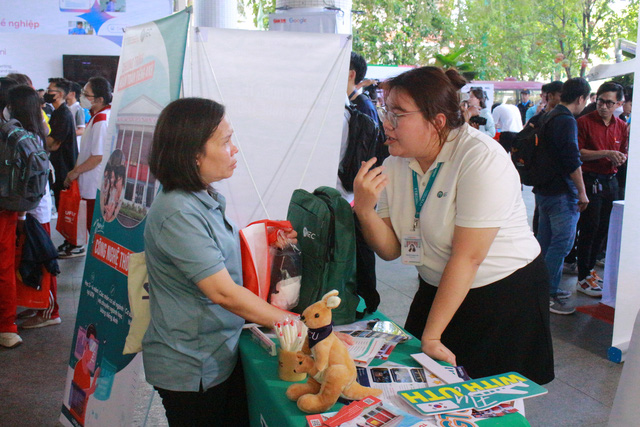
[398,372,547,416]
[59,9,190,427]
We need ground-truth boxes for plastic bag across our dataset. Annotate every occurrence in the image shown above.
[268,234,302,311]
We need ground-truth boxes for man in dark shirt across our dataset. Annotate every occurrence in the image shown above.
[344,52,380,313]
[575,82,628,297]
[46,78,77,210]
[517,89,534,125]
[534,78,590,315]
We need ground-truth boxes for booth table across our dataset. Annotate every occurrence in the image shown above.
[239,312,531,427]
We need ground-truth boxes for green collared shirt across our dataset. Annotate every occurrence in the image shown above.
[142,188,244,392]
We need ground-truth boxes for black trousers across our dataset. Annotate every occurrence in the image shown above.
[155,359,249,427]
[404,254,554,385]
[576,174,618,280]
[354,213,379,313]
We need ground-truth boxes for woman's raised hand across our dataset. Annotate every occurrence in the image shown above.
[353,157,388,215]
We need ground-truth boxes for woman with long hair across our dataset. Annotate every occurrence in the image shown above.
[7,85,61,329]
[354,66,553,384]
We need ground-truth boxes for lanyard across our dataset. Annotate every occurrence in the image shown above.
[412,162,443,230]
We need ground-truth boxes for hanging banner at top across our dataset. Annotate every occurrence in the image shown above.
[0,0,172,45]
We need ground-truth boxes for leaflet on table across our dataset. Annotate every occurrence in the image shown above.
[397,372,548,416]
[349,337,387,366]
[305,395,431,427]
[336,327,410,345]
[355,362,444,416]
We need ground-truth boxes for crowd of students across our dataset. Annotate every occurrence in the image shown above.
[0,72,112,349]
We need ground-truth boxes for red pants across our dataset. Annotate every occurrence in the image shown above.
[40,222,60,319]
[0,210,18,333]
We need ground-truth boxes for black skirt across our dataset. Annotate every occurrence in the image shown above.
[404,254,554,385]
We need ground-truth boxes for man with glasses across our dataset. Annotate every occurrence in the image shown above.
[575,82,628,297]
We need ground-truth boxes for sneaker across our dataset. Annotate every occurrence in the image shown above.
[16,309,38,320]
[577,276,603,297]
[58,245,86,259]
[562,262,577,275]
[556,289,572,299]
[57,241,71,256]
[20,315,61,329]
[550,297,575,315]
[590,269,604,285]
[0,332,23,348]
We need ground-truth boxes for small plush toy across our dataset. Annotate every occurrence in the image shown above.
[285,290,382,413]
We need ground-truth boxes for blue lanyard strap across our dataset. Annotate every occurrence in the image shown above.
[412,162,443,226]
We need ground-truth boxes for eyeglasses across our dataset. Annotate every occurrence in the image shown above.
[380,106,422,128]
[596,98,617,108]
[81,91,96,98]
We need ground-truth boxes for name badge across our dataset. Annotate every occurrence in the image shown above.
[402,230,423,265]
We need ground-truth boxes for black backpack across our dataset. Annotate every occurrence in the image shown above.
[338,104,386,192]
[0,119,49,211]
[511,109,570,186]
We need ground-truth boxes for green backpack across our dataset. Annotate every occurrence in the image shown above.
[287,186,359,325]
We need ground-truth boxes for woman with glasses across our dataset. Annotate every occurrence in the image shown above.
[62,77,112,247]
[353,67,554,384]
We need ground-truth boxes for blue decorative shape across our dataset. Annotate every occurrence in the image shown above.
[608,346,623,363]
[79,0,114,34]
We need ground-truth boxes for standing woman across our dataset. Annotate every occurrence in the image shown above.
[468,88,496,138]
[7,85,62,328]
[63,76,112,245]
[353,67,553,384]
[144,98,294,426]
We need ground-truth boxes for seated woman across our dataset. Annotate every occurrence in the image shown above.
[353,67,553,385]
[143,98,295,426]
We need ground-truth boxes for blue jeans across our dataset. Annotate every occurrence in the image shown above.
[535,193,580,296]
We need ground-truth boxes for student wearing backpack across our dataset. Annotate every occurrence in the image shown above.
[0,76,22,348]
[533,78,590,315]
[353,67,553,384]
[7,85,62,328]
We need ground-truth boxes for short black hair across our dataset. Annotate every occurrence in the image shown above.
[87,76,113,105]
[0,77,19,111]
[48,78,71,96]
[597,81,624,101]
[86,324,97,340]
[544,81,563,95]
[149,98,226,192]
[6,73,32,87]
[561,78,591,104]
[69,81,83,99]
[624,85,633,103]
[470,87,487,109]
[349,52,367,84]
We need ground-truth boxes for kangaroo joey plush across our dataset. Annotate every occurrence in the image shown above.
[285,290,382,413]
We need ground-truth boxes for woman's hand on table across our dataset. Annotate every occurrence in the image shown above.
[422,338,457,366]
[353,158,387,216]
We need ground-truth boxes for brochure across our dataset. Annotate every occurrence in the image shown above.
[398,372,548,416]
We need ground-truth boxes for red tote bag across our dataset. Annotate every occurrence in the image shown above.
[55,181,87,247]
[240,220,293,300]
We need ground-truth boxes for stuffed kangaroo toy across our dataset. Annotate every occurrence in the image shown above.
[285,290,382,413]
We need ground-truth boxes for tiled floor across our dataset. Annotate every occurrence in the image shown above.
[0,187,623,426]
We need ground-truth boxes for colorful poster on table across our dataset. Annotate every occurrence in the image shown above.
[59,9,190,427]
[398,372,547,416]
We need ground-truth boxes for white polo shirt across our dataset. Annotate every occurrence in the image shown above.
[377,124,540,288]
[77,106,110,199]
[492,103,523,133]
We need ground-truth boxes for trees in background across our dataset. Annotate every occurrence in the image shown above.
[237,0,637,81]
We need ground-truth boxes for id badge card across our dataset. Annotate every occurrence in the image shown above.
[402,230,423,265]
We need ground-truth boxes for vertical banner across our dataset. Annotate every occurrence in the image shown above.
[59,9,190,427]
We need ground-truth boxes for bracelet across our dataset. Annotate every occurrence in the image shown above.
[18,216,26,221]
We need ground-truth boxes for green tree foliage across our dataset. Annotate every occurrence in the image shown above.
[238,0,638,80]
